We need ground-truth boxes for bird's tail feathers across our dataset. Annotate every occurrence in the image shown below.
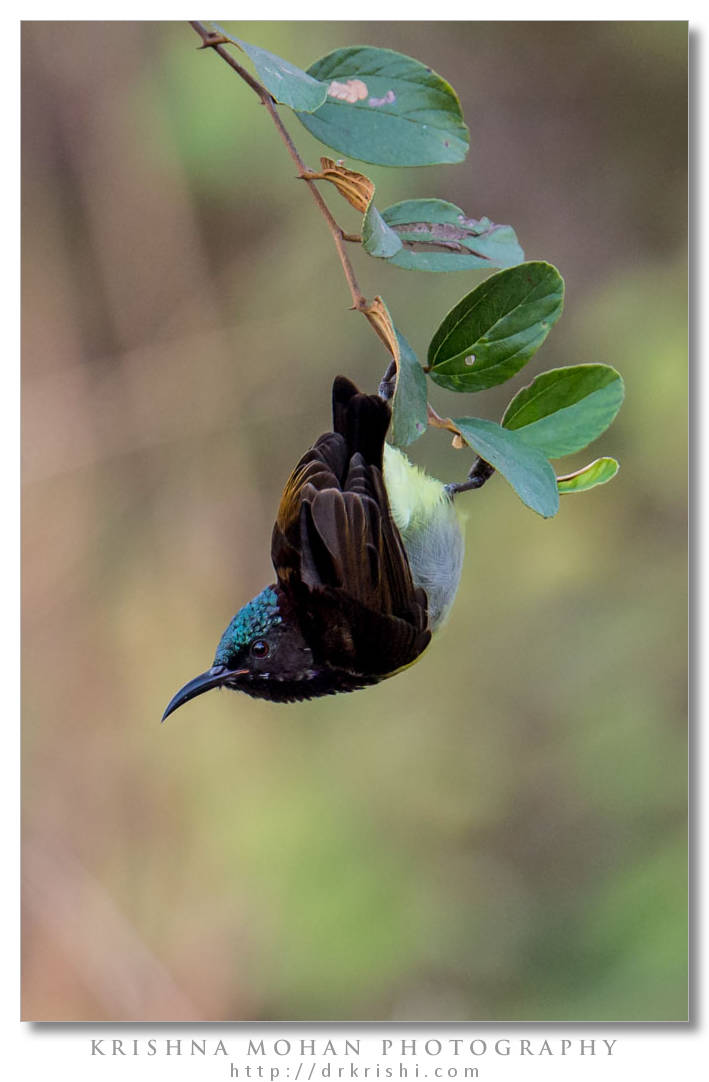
[332,376,390,470]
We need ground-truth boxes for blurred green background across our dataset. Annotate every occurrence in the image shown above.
[21,21,687,1021]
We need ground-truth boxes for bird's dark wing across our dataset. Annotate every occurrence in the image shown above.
[271,379,430,677]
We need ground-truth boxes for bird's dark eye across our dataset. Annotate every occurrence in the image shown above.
[250,639,270,659]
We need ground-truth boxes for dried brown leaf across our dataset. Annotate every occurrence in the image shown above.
[302,158,374,215]
[362,296,399,360]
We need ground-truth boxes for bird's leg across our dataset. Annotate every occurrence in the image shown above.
[445,456,495,497]
[378,359,397,401]
[377,366,493,496]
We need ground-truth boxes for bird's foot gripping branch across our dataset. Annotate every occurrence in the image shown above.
[161,23,625,712]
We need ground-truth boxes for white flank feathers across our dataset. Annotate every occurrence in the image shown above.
[383,444,465,631]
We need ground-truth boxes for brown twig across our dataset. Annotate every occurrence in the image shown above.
[188,22,495,494]
[189,21,367,312]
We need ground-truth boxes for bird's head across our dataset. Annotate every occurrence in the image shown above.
[161,585,320,717]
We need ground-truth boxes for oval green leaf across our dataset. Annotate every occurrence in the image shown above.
[428,262,565,392]
[380,199,524,272]
[453,417,559,518]
[502,364,625,458]
[214,27,328,113]
[296,47,469,167]
[557,457,620,494]
[390,330,428,447]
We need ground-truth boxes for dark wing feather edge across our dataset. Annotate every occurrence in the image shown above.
[270,388,430,677]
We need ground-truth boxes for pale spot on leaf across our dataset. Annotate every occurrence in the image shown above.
[464,355,476,366]
[328,79,368,103]
[369,90,396,107]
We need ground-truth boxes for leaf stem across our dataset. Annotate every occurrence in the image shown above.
[426,403,461,437]
[189,21,367,312]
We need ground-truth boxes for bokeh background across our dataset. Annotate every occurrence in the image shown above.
[22,21,687,1021]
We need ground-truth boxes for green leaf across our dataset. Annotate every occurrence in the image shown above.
[296,46,469,167]
[502,364,625,458]
[390,330,428,447]
[380,199,524,272]
[213,27,327,113]
[427,262,565,393]
[362,204,403,259]
[453,417,559,518]
[557,457,620,494]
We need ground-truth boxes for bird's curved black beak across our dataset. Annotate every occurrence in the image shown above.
[161,664,246,722]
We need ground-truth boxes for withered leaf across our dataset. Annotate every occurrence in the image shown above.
[362,296,398,359]
[378,199,524,272]
[303,157,374,215]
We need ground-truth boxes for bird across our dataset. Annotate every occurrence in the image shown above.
[162,375,465,718]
